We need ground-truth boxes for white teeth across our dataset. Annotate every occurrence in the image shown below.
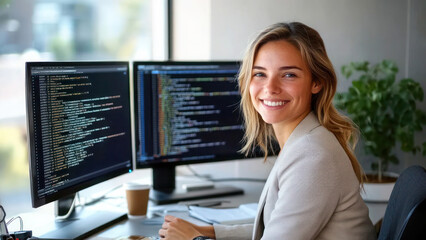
[264,100,286,107]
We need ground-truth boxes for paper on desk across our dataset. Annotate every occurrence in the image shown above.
[189,203,258,225]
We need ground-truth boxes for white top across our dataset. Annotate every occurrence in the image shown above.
[214,112,376,240]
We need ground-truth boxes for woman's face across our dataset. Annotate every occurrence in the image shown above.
[249,40,321,128]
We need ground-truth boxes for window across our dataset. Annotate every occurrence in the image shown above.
[0,0,167,217]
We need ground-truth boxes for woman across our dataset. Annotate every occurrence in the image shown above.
[159,22,376,240]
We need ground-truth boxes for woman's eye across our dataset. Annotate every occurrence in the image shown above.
[283,73,296,78]
[253,72,265,77]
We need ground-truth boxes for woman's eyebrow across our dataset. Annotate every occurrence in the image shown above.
[279,66,302,71]
[252,66,266,70]
[252,65,302,71]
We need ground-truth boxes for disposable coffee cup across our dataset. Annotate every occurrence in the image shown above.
[124,182,150,219]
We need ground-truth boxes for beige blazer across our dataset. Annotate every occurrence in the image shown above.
[214,112,376,240]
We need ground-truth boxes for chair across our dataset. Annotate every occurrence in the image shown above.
[377,165,426,240]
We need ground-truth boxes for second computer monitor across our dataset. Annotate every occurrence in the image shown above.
[133,61,247,204]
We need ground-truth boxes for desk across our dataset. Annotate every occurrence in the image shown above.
[22,178,387,239]
[88,180,264,239]
[89,179,387,239]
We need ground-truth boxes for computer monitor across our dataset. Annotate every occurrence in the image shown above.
[26,61,133,239]
[133,61,255,204]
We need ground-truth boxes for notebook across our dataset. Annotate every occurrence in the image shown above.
[189,203,258,225]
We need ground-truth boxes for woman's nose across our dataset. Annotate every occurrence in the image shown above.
[264,76,281,94]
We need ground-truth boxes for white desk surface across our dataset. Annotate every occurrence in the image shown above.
[90,179,386,239]
[21,177,387,239]
[88,179,265,239]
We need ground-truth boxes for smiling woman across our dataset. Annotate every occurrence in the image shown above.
[249,40,322,148]
[0,0,167,218]
[159,22,376,240]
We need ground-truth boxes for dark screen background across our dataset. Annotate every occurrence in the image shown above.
[28,63,132,204]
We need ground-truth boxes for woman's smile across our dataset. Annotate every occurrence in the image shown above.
[261,99,290,108]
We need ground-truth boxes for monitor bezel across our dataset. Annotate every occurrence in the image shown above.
[132,60,253,169]
[26,61,134,208]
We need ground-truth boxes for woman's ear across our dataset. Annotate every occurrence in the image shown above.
[311,80,322,94]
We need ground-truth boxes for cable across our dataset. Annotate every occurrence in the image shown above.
[186,165,211,180]
[6,216,23,231]
[55,193,78,221]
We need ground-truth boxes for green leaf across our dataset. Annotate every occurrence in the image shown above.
[341,65,352,79]
[348,87,359,97]
[352,79,365,91]
[371,91,382,102]
[353,61,370,72]
[380,60,398,75]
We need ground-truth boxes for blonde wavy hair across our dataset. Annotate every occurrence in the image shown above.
[239,22,364,184]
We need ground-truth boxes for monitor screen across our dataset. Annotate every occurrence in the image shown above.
[133,61,249,204]
[134,61,244,167]
[26,62,133,208]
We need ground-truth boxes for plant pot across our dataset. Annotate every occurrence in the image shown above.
[361,172,399,202]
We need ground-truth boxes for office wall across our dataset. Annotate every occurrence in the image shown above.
[172,0,211,60]
[173,0,426,178]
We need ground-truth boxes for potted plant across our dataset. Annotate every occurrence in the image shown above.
[335,60,426,201]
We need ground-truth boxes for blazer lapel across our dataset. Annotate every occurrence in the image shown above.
[252,186,268,240]
[252,160,277,240]
[282,112,320,152]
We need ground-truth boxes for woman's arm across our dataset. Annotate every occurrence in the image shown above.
[159,215,215,240]
[197,225,216,238]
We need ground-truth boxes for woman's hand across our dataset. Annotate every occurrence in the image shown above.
[158,215,203,240]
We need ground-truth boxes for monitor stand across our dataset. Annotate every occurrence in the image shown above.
[150,166,244,205]
[37,194,126,240]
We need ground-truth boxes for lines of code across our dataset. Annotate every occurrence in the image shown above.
[157,74,243,157]
[30,66,132,198]
[135,65,246,164]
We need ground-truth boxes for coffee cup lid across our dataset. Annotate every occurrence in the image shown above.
[124,182,151,190]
